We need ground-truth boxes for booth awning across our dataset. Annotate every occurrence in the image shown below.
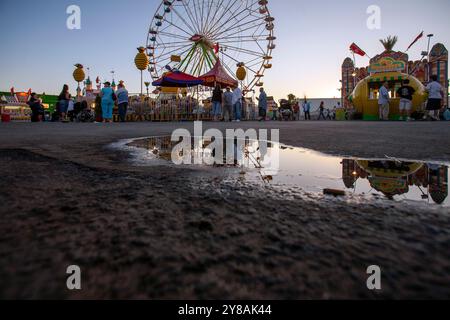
[199,60,238,88]
[152,71,204,88]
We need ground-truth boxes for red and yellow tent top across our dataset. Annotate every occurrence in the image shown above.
[199,60,238,88]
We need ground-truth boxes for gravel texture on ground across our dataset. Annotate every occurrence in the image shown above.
[0,122,449,299]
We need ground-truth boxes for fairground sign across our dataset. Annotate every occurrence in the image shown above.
[368,57,406,74]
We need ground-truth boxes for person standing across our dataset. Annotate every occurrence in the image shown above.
[303,99,311,120]
[94,94,103,123]
[223,87,234,122]
[257,87,268,121]
[232,86,242,122]
[212,85,223,121]
[425,75,444,121]
[318,101,326,120]
[293,101,300,121]
[100,82,115,123]
[67,95,75,122]
[116,81,129,122]
[378,81,390,121]
[396,79,416,121]
[57,84,70,121]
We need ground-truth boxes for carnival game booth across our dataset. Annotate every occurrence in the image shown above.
[198,60,239,119]
[350,56,427,120]
[151,71,206,121]
[0,92,32,122]
[199,60,239,89]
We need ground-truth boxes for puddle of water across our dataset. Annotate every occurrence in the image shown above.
[115,136,450,207]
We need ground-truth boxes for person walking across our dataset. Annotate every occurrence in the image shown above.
[396,79,416,121]
[378,81,390,121]
[212,85,223,121]
[100,82,115,123]
[318,101,326,120]
[232,86,242,122]
[116,81,129,122]
[256,87,268,121]
[425,75,444,121]
[303,99,311,120]
[57,84,70,121]
[223,87,234,122]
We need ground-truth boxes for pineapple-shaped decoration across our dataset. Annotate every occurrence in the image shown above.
[236,62,247,81]
[73,64,86,82]
[73,64,86,97]
[135,47,149,95]
[135,47,149,71]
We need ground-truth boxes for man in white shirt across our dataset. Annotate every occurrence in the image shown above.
[378,82,390,121]
[232,86,242,122]
[425,75,444,121]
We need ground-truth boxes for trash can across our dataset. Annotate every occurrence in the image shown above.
[1,113,11,123]
[336,108,346,121]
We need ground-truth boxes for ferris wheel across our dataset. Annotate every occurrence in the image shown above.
[146,0,276,95]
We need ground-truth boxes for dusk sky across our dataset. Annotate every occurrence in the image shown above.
[1,0,449,100]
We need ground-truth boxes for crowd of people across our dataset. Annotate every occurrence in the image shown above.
[273,99,339,121]
[27,81,130,123]
[211,85,268,122]
[22,76,449,123]
[378,75,447,121]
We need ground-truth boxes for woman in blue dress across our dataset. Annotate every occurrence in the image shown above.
[100,82,115,123]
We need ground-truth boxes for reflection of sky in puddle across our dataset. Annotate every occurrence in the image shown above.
[122,137,449,207]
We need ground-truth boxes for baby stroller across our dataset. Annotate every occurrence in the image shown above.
[279,99,293,121]
[75,101,94,123]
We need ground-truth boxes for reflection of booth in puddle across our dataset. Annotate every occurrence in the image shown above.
[342,159,448,205]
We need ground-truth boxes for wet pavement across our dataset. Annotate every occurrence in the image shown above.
[120,136,450,207]
[0,122,449,299]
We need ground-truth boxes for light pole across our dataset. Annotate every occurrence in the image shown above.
[144,82,150,97]
[426,34,434,82]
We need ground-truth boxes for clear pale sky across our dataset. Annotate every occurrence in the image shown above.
[0,0,449,100]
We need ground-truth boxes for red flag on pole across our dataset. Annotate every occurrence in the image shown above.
[406,31,424,51]
[350,43,366,57]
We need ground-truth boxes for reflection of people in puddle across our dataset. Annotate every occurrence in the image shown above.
[341,159,448,204]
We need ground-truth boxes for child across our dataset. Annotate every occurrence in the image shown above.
[67,96,75,122]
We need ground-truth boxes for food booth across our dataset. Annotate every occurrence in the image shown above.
[349,56,427,120]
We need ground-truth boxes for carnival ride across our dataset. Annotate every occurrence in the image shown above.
[146,0,275,96]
